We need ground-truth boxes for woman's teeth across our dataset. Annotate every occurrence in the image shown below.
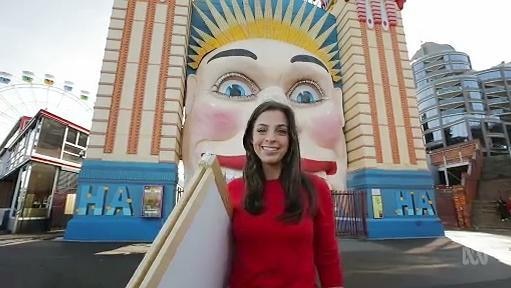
[262,146,278,151]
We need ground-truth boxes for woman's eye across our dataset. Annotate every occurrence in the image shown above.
[288,81,324,104]
[213,73,259,100]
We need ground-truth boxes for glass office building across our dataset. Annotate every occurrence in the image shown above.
[411,42,511,156]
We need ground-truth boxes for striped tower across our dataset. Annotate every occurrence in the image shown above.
[330,0,443,238]
[66,0,191,241]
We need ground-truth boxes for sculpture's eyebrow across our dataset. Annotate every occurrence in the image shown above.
[208,49,258,63]
[290,54,328,72]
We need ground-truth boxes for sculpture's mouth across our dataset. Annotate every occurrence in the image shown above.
[216,155,337,175]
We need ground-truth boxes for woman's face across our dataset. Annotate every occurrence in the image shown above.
[251,110,290,167]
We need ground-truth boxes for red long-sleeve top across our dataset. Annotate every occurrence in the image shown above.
[228,175,343,288]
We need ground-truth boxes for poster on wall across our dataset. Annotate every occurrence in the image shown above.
[371,189,383,219]
[64,194,76,215]
[143,185,163,218]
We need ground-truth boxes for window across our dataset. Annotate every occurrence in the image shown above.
[442,115,463,125]
[470,102,485,112]
[64,144,83,155]
[444,123,468,145]
[22,163,57,217]
[463,80,479,89]
[490,137,508,150]
[63,153,82,164]
[415,70,426,80]
[413,62,424,72]
[479,71,501,81]
[62,136,86,164]
[421,108,439,121]
[440,107,466,116]
[438,97,464,105]
[450,54,469,62]
[422,119,440,131]
[66,128,78,144]
[417,87,434,102]
[61,127,88,164]
[6,135,29,172]
[78,133,88,147]
[469,121,485,147]
[486,122,504,134]
[416,79,428,89]
[468,91,482,99]
[418,98,436,111]
[452,64,470,70]
[425,130,443,144]
[35,118,66,158]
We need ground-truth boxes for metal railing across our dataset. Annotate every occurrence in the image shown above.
[332,190,367,238]
[175,185,184,204]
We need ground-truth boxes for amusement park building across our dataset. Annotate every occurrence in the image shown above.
[64,0,444,242]
[0,71,93,233]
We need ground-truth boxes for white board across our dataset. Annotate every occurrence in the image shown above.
[158,170,230,287]
[127,155,231,288]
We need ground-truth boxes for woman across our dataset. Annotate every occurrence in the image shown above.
[228,101,343,288]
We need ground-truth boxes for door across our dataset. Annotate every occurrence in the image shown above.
[49,170,78,230]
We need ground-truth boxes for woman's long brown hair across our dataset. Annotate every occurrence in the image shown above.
[242,101,317,223]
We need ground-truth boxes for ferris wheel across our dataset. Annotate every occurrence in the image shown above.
[0,71,94,142]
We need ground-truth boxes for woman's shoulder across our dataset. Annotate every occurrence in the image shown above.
[303,173,330,191]
[227,177,245,202]
[227,177,245,189]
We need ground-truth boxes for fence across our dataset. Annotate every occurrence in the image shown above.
[332,190,367,238]
[174,185,368,238]
[175,185,184,204]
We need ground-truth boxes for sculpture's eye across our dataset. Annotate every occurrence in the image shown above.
[213,73,259,100]
[288,80,325,105]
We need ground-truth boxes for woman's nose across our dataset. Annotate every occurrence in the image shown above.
[264,131,277,142]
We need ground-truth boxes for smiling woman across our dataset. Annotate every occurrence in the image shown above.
[226,100,344,288]
[182,0,346,190]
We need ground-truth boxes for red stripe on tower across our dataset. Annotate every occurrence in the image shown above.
[356,0,367,22]
[370,0,382,25]
[385,0,398,26]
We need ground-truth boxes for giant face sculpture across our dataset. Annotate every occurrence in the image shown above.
[182,0,347,189]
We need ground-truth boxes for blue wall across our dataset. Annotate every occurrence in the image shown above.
[348,169,444,239]
[65,160,178,242]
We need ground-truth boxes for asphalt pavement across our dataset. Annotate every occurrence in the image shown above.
[0,231,510,288]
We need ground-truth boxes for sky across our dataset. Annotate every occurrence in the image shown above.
[0,0,509,99]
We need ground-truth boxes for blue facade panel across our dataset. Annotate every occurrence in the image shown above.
[65,160,178,242]
[348,169,444,239]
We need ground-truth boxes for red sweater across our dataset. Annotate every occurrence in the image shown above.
[228,175,343,288]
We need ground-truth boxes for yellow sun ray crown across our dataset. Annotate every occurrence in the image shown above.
[188,0,341,82]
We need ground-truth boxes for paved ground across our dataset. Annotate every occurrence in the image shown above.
[343,233,511,288]
[0,238,141,288]
[0,230,510,287]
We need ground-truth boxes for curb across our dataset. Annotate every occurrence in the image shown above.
[0,231,64,241]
